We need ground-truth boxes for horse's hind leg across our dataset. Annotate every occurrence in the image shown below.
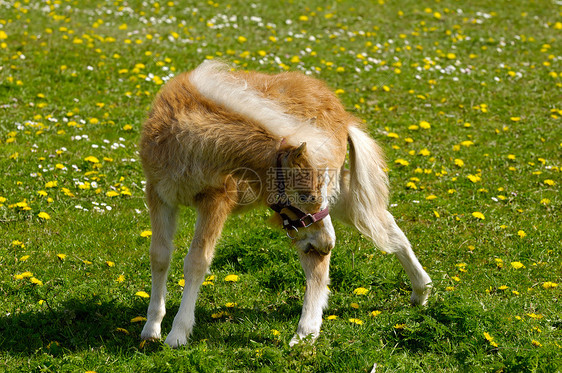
[290,250,331,346]
[384,211,432,305]
[141,182,178,340]
[165,189,234,348]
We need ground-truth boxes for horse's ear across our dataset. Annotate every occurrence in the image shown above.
[287,142,307,166]
[279,142,307,167]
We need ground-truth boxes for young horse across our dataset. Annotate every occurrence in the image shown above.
[139,60,432,348]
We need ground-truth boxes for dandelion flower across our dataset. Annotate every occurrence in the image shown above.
[84,156,100,163]
[38,212,51,220]
[140,230,152,237]
[517,230,527,238]
[349,318,363,325]
[511,261,525,269]
[542,282,558,289]
[224,274,239,282]
[327,315,338,320]
[57,253,66,261]
[484,332,499,347]
[419,121,431,129]
[135,291,150,298]
[353,287,369,295]
[472,212,485,220]
[370,310,382,317]
[454,159,464,167]
[131,316,147,323]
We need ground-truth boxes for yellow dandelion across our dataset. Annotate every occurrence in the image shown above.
[327,315,338,320]
[84,156,100,163]
[527,313,543,319]
[353,287,369,295]
[131,316,147,323]
[472,212,485,220]
[135,291,150,298]
[106,261,115,267]
[542,282,558,289]
[57,253,66,261]
[116,327,129,334]
[38,212,51,220]
[370,310,382,317]
[394,158,409,166]
[140,230,152,237]
[349,318,363,325]
[224,274,239,282]
[419,120,431,129]
[511,261,525,269]
[517,230,527,238]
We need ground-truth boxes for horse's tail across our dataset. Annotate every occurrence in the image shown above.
[334,124,393,252]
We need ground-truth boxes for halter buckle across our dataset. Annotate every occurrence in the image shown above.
[286,226,298,239]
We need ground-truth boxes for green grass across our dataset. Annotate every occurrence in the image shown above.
[1,0,561,371]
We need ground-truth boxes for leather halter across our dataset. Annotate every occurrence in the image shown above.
[269,156,330,239]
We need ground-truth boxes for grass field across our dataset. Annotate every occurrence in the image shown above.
[1,0,561,371]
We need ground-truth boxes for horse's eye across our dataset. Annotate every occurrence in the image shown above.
[298,193,317,204]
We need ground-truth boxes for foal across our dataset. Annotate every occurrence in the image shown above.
[139,61,432,348]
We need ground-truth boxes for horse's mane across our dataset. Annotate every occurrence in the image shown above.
[188,60,336,167]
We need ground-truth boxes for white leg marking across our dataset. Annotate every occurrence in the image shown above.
[164,196,230,348]
[290,251,331,346]
[386,212,432,305]
[141,197,177,341]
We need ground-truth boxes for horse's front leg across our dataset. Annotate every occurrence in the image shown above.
[165,190,234,348]
[141,183,178,341]
[290,250,331,346]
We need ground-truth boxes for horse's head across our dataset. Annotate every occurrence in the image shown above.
[269,142,337,255]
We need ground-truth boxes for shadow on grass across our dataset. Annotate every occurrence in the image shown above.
[0,294,302,356]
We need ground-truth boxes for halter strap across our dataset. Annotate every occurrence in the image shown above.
[269,155,330,238]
